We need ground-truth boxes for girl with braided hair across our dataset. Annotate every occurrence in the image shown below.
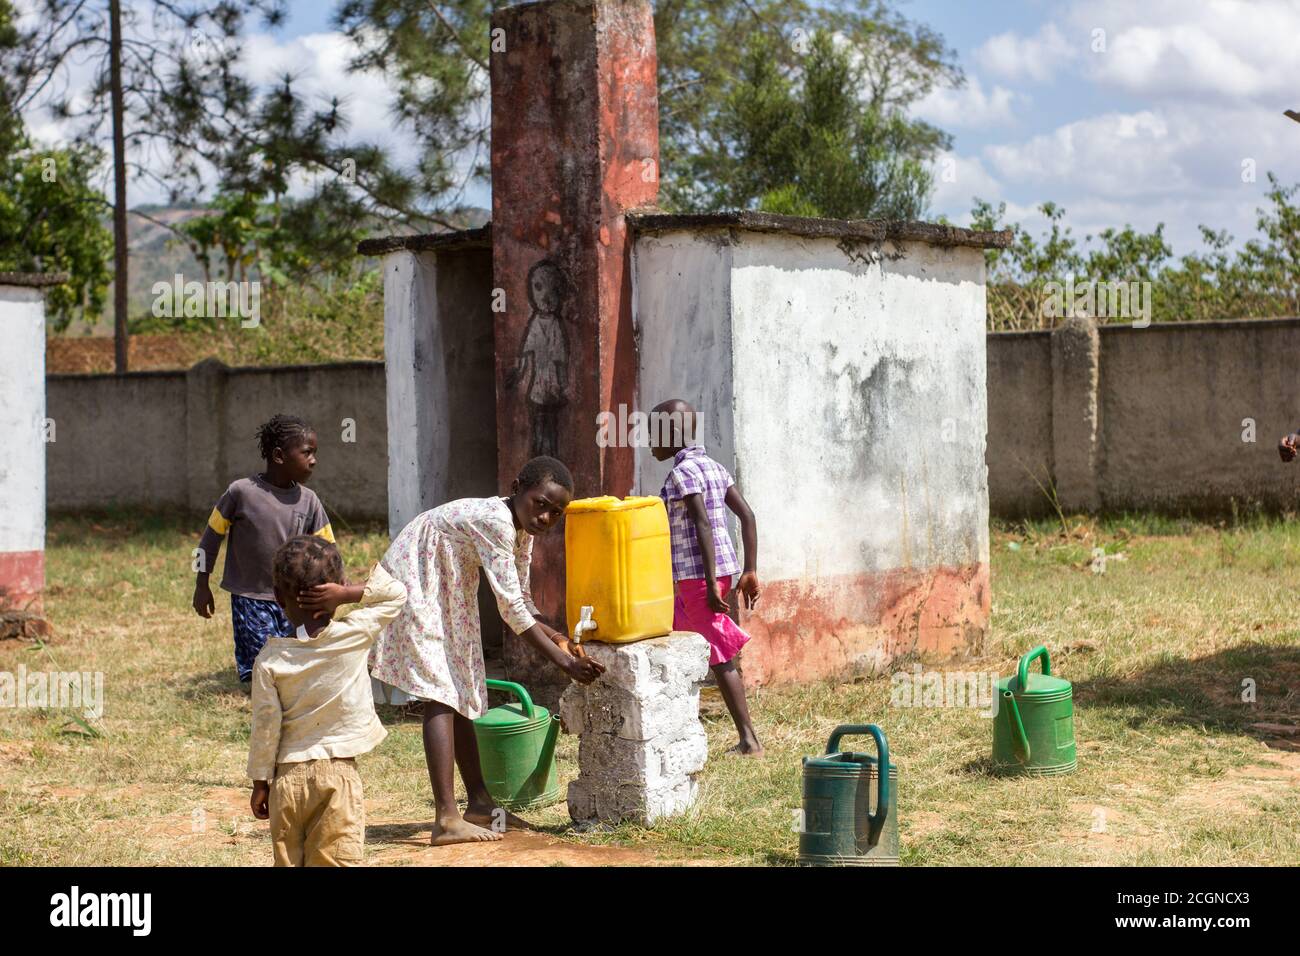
[193,413,335,683]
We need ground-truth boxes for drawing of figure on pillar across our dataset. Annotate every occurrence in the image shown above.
[505,258,573,458]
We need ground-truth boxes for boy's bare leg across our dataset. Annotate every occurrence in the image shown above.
[713,660,764,756]
[423,701,502,845]
[456,711,537,831]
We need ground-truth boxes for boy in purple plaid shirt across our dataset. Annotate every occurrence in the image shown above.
[652,398,763,756]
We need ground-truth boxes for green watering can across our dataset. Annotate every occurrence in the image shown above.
[992,645,1077,776]
[798,724,898,867]
[472,679,562,810]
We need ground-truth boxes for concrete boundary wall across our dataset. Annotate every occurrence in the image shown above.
[47,359,389,520]
[987,316,1300,516]
[46,315,1300,522]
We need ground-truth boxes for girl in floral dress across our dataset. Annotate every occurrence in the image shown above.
[369,456,604,846]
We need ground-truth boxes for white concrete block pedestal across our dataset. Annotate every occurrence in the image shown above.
[559,631,711,826]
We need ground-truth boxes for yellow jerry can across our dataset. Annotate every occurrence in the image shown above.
[564,495,674,644]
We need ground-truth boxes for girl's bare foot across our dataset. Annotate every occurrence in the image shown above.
[726,739,765,757]
[430,816,503,846]
[465,802,537,832]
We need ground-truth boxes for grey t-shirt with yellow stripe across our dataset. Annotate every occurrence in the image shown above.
[197,475,334,600]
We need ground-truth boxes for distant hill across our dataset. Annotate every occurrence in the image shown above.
[69,204,211,336]
[71,203,490,337]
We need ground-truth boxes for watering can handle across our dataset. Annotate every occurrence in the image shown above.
[485,678,535,720]
[1017,645,1051,691]
[825,724,891,838]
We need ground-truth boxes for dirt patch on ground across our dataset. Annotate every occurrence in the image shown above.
[47,783,150,802]
[0,609,50,641]
[1249,723,1299,752]
[0,742,33,767]
[902,810,950,840]
[133,785,253,840]
[1173,750,1300,813]
[72,786,268,862]
[69,785,696,866]
[1064,802,1152,851]
[1058,749,1300,864]
[367,827,678,867]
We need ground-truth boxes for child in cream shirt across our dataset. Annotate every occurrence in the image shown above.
[247,535,406,866]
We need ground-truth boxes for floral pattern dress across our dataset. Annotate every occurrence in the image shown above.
[368,497,539,719]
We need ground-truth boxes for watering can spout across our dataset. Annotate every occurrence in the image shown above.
[1003,690,1031,764]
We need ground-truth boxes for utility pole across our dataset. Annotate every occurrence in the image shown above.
[109,0,129,373]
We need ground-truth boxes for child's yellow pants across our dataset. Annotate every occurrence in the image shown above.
[269,757,365,867]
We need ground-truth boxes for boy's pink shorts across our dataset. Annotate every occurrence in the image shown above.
[673,575,750,667]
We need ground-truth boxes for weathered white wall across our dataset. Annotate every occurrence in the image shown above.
[382,246,498,537]
[729,235,990,580]
[634,231,989,578]
[0,285,46,604]
[384,250,442,536]
[633,234,737,505]
[0,286,45,553]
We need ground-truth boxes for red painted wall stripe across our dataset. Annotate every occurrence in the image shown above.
[0,549,45,611]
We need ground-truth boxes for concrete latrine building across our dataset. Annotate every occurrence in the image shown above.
[359,0,1010,696]
[0,272,60,621]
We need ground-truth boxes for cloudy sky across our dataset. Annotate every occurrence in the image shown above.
[20,0,1300,257]
[908,0,1300,254]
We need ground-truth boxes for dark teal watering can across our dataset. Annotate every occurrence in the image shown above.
[798,724,898,866]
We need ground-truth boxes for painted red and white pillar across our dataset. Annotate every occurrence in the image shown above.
[0,273,60,615]
[490,0,659,691]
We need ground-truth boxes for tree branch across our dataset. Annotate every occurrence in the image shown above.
[423,0,487,72]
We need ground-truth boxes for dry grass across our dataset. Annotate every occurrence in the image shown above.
[1,510,1296,866]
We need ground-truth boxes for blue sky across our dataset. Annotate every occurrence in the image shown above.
[279,0,334,35]
[283,0,1299,255]
[905,0,1299,256]
[23,0,1300,258]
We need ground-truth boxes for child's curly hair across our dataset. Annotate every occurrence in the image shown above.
[272,535,344,596]
[517,455,574,493]
[256,414,313,462]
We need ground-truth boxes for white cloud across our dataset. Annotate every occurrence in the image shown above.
[984,110,1191,197]
[927,152,1005,221]
[1070,0,1300,100]
[915,75,1021,129]
[975,24,1078,83]
[976,101,1293,253]
[985,101,1292,193]
[971,1,1300,97]
[947,0,1300,256]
